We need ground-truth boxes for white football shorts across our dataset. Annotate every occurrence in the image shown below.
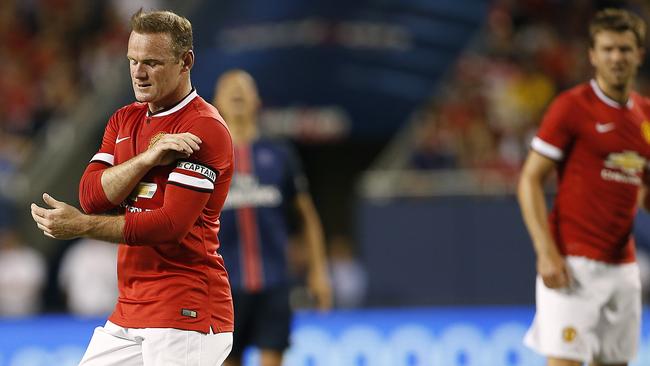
[524,255,641,363]
[78,321,233,366]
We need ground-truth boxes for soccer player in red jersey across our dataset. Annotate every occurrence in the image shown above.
[518,8,650,366]
[30,10,234,366]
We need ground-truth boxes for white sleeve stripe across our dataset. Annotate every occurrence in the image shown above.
[90,153,114,165]
[531,137,564,161]
[168,172,214,190]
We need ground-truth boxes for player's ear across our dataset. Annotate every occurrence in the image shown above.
[588,46,597,68]
[181,50,194,72]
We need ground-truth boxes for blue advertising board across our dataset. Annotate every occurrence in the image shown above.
[1,307,649,366]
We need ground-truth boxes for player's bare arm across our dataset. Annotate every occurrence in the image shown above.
[32,175,210,244]
[638,167,650,211]
[100,132,202,205]
[518,151,571,289]
[294,192,332,311]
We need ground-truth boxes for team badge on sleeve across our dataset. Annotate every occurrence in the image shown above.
[167,161,218,192]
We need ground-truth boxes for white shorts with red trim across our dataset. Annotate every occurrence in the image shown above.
[78,321,232,366]
[524,256,641,363]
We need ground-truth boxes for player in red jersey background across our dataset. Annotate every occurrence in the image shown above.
[29,9,234,366]
[518,8,650,366]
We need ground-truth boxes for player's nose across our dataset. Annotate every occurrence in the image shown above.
[131,64,148,79]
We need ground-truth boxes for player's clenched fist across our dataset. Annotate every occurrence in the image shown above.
[537,252,571,289]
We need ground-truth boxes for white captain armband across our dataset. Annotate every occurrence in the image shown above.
[167,161,218,192]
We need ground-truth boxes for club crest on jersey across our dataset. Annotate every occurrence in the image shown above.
[148,132,167,149]
[641,121,650,145]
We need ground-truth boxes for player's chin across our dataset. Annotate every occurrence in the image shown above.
[603,74,628,89]
[133,90,154,102]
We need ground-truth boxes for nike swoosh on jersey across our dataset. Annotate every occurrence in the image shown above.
[116,136,131,144]
[595,122,615,133]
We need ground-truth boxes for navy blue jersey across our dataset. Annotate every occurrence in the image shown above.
[219,139,307,291]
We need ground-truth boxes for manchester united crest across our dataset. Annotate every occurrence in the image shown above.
[148,132,167,149]
[562,326,577,343]
[641,121,650,145]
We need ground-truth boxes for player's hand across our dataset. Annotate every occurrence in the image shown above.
[537,251,571,289]
[143,133,202,167]
[30,193,87,240]
[307,265,333,311]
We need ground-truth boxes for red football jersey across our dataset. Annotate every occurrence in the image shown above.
[532,80,650,263]
[80,90,234,333]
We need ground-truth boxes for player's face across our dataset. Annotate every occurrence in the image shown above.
[127,31,186,111]
[589,30,644,90]
[215,74,260,121]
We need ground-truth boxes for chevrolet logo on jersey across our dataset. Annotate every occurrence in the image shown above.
[642,121,650,145]
[128,182,157,202]
[604,151,646,174]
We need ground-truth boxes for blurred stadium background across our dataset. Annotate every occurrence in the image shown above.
[1,0,650,365]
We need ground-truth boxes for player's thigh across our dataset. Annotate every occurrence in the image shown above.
[596,262,641,364]
[259,349,283,366]
[139,327,233,366]
[78,321,143,366]
[231,290,258,357]
[526,259,607,361]
[252,286,291,351]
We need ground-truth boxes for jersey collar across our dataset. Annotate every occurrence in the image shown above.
[147,88,198,117]
[589,79,633,109]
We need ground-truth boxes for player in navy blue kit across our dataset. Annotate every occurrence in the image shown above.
[214,70,332,366]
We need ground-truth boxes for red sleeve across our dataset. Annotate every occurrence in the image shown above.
[79,163,114,214]
[78,110,121,214]
[123,115,233,245]
[166,117,232,193]
[187,117,233,173]
[531,93,576,161]
[123,184,210,245]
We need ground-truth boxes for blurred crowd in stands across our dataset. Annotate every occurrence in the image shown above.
[0,0,161,315]
[409,0,650,188]
[0,0,130,204]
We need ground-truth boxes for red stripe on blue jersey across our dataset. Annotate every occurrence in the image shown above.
[235,144,265,291]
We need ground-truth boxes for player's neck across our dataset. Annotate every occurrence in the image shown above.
[594,76,632,105]
[148,80,193,114]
